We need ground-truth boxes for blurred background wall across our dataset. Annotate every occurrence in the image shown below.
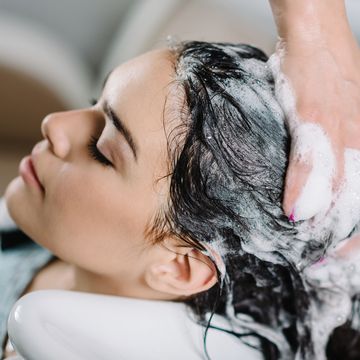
[0,0,359,194]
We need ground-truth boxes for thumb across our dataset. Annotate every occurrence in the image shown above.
[284,123,335,221]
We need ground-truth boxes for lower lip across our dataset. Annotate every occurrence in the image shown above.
[19,156,44,192]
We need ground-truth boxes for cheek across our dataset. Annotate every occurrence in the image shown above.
[40,168,150,272]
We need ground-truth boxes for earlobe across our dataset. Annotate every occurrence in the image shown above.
[145,247,218,297]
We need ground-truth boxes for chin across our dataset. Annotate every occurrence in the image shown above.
[5,177,38,237]
[4,177,24,220]
[4,175,22,197]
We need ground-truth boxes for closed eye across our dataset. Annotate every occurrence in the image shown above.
[87,135,113,167]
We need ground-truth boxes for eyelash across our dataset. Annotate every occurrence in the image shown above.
[87,98,114,167]
[87,136,114,168]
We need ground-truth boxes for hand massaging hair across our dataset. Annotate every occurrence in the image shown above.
[151,41,360,360]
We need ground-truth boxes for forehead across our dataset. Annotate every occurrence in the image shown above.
[101,48,180,175]
[104,49,176,109]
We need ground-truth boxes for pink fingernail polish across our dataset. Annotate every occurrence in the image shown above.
[316,257,326,265]
[312,257,327,268]
[289,209,295,222]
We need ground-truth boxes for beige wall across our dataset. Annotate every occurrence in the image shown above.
[0,65,66,194]
[0,142,33,194]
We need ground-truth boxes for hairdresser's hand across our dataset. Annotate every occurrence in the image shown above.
[268,0,360,221]
[270,41,360,221]
[333,234,360,259]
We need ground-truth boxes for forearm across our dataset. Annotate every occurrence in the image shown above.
[269,0,356,50]
[269,0,359,76]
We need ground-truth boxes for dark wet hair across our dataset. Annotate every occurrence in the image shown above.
[153,41,360,359]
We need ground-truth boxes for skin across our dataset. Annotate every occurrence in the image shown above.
[4,3,358,358]
[269,0,360,221]
[3,3,359,358]
[4,48,217,301]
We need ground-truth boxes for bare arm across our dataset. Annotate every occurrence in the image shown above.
[269,0,357,63]
[268,0,360,221]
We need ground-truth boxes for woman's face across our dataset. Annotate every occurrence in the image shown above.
[5,49,177,288]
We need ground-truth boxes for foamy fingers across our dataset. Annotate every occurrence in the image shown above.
[267,46,335,221]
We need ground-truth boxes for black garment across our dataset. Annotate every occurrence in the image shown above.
[0,229,34,251]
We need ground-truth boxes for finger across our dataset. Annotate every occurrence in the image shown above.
[332,234,360,259]
[282,155,311,219]
[332,142,345,193]
[292,163,333,221]
[284,123,336,222]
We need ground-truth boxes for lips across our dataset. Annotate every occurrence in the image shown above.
[29,142,46,192]
[19,155,44,192]
[29,156,44,191]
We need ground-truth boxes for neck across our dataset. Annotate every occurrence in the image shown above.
[70,265,127,296]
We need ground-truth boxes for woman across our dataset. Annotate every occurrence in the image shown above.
[2,39,360,360]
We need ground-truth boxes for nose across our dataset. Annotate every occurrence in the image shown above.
[41,109,100,160]
[41,112,71,159]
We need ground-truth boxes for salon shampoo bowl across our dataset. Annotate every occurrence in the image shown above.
[7,290,262,360]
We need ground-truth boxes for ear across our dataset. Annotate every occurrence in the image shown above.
[144,245,218,297]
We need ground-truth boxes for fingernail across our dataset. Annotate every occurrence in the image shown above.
[309,256,328,271]
[315,256,327,265]
[288,209,295,222]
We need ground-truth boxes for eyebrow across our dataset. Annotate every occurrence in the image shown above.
[102,100,138,161]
